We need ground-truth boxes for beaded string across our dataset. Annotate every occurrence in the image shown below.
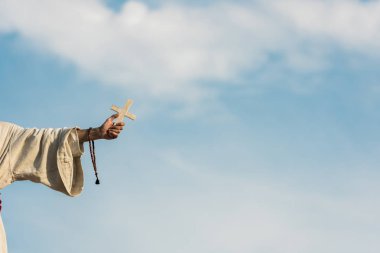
[88,128,100,185]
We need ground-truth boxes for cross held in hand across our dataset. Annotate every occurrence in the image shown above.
[111,99,137,123]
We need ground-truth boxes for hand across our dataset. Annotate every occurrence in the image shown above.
[99,114,125,140]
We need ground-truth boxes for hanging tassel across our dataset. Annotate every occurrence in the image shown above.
[95,172,100,185]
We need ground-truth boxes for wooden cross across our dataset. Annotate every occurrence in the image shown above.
[111,99,137,123]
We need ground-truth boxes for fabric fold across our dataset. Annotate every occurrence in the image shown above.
[0,121,86,253]
[56,128,84,196]
[0,122,85,196]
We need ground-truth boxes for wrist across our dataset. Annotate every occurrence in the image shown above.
[89,127,102,140]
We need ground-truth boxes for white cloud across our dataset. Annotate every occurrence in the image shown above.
[273,0,380,51]
[0,0,380,104]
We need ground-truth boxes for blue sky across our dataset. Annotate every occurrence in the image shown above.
[1,0,380,252]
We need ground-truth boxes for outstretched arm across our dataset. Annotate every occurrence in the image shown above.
[77,114,125,143]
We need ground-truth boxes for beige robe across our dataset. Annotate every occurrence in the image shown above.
[0,121,85,253]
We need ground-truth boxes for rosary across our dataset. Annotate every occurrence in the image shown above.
[88,100,136,185]
[88,128,100,184]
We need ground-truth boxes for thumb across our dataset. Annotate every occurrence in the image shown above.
[105,114,119,125]
[109,113,119,121]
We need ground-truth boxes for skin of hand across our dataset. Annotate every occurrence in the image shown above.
[77,114,125,143]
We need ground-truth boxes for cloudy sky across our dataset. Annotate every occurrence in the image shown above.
[1,0,380,252]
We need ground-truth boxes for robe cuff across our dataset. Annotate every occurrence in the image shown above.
[56,128,84,197]
[69,128,84,157]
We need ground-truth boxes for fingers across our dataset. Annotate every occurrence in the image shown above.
[109,128,122,134]
[110,123,124,131]
[113,122,125,127]
[107,129,121,139]
[106,123,125,139]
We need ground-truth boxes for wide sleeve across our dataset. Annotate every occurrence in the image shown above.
[9,126,84,197]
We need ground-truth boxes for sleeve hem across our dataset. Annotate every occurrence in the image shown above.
[69,128,84,158]
[56,128,84,197]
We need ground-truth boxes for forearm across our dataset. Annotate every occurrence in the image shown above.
[77,128,103,143]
